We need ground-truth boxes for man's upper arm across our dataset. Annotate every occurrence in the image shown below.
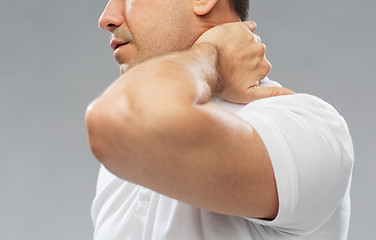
[87,98,280,220]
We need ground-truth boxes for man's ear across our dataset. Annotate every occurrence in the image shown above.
[193,0,219,16]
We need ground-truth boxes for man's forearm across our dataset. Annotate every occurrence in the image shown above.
[86,43,222,173]
[117,43,221,109]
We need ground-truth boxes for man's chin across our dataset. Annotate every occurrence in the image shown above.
[117,52,167,75]
[118,56,148,75]
[119,61,139,74]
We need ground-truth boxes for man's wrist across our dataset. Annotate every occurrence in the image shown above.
[190,43,223,97]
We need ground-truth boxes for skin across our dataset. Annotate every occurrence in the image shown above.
[99,0,243,73]
[87,0,294,220]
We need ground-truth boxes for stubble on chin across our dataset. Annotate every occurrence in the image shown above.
[118,37,192,75]
[119,58,142,75]
[118,51,164,75]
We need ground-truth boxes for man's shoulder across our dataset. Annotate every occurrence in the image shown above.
[238,93,353,238]
[237,92,352,156]
[240,93,342,119]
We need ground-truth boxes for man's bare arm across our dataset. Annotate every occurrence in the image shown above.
[86,22,284,220]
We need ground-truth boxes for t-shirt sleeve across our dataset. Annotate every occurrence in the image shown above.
[236,94,354,236]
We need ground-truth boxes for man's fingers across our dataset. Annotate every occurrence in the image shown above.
[242,21,257,32]
[243,86,295,103]
[254,34,261,43]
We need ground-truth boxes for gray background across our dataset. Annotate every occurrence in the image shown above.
[0,0,374,239]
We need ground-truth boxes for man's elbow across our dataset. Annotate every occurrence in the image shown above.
[85,96,134,163]
[85,99,110,162]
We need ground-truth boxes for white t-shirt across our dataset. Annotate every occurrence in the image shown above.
[91,79,354,240]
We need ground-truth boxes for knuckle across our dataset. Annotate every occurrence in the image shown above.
[256,60,271,80]
[258,43,266,54]
[265,60,272,71]
[254,34,261,42]
[260,59,272,72]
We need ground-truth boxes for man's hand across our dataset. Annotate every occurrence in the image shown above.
[194,21,294,103]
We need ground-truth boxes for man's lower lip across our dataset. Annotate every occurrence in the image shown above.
[114,44,127,53]
[113,44,128,59]
[114,43,128,56]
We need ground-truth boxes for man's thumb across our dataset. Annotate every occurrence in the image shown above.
[244,86,295,102]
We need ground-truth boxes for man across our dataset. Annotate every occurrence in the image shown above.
[86,0,354,239]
